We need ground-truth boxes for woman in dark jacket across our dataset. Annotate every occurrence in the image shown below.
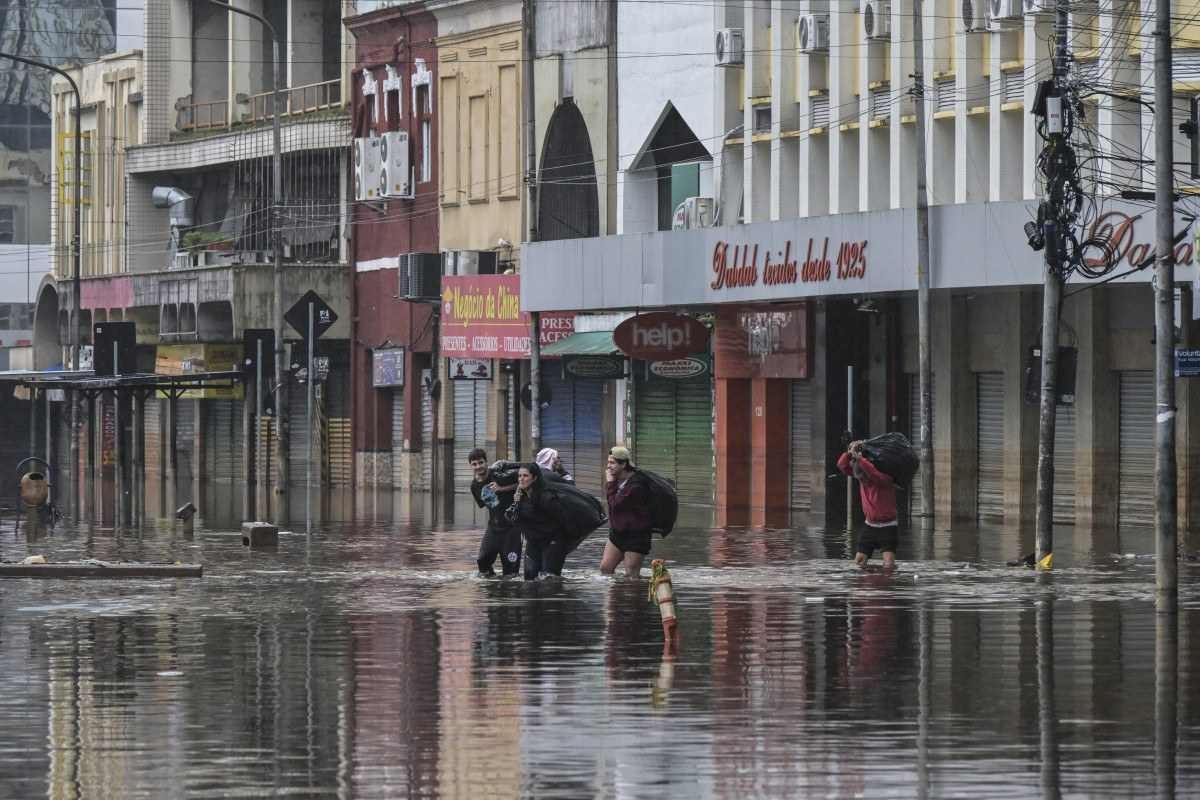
[507,464,593,580]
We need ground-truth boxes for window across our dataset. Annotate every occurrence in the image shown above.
[421,117,432,183]
[0,206,14,243]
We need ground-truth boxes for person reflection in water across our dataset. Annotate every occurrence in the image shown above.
[837,440,899,570]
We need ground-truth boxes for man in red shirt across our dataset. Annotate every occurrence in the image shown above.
[837,440,899,569]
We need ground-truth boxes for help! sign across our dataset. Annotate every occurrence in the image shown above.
[614,313,710,361]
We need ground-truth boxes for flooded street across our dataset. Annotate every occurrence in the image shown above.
[1,496,1199,799]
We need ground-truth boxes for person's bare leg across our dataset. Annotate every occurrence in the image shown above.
[882,551,897,570]
[623,551,645,577]
[854,551,868,568]
[600,541,624,574]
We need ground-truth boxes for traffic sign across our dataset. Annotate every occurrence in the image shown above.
[285,290,338,340]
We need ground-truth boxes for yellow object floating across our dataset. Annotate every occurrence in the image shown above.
[1038,553,1054,570]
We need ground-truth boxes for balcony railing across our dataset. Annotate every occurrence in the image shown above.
[176,78,342,132]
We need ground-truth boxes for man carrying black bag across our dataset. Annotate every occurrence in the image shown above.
[602,446,655,578]
[507,463,606,580]
[469,449,522,576]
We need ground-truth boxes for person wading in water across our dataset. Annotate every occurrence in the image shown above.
[837,440,899,570]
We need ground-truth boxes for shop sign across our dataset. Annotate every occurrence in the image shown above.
[710,237,868,292]
[647,356,710,380]
[1083,211,1194,273]
[156,343,244,399]
[613,312,709,361]
[1178,349,1200,378]
[440,274,573,358]
[713,303,809,380]
[372,347,405,387]
[563,355,625,380]
[449,358,492,380]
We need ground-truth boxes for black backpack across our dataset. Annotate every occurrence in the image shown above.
[636,469,679,536]
[860,432,919,487]
[545,480,608,536]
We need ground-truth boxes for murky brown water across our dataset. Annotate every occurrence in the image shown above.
[1,491,1198,799]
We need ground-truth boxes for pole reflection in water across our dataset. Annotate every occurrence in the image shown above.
[916,601,931,800]
[1155,611,1178,800]
[1037,596,1061,800]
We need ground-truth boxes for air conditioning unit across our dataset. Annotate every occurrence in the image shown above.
[672,197,715,231]
[796,14,830,53]
[1023,0,1052,13]
[961,0,989,31]
[398,252,442,301]
[716,28,744,66]
[379,131,412,199]
[863,0,891,40]
[353,136,382,201]
[989,0,1022,22]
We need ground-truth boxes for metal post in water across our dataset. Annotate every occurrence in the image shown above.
[307,301,314,535]
[256,339,265,521]
[44,389,51,507]
[1037,598,1061,799]
[530,311,541,452]
[28,387,36,461]
[133,391,144,527]
[86,394,95,522]
[846,365,854,534]
[913,0,934,520]
[69,388,78,520]
[113,344,123,527]
[167,392,177,525]
[1155,613,1179,798]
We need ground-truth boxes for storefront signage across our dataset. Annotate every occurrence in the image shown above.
[713,304,810,380]
[449,358,492,380]
[441,274,573,359]
[372,347,405,387]
[156,343,244,399]
[1084,211,1194,272]
[710,238,867,292]
[563,355,625,380]
[1175,349,1200,378]
[647,357,710,380]
[613,312,709,361]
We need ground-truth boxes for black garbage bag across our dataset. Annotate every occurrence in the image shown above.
[637,469,679,536]
[488,460,521,487]
[544,481,608,537]
[860,432,919,487]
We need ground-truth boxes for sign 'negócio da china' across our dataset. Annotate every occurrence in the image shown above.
[710,237,868,292]
[614,313,709,361]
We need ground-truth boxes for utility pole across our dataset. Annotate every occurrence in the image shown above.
[1153,0,1178,613]
[0,52,83,519]
[911,0,934,518]
[1034,0,1072,567]
[209,1,286,525]
[523,0,541,451]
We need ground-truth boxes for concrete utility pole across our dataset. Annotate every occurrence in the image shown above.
[1034,0,1071,566]
[209,1,287,524]
[1153,0,1178,613]
[523,0,541,451]
[911,0,933,518]
[0,52,83,519]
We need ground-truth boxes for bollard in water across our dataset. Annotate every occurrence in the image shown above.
[648,559,678,648]
[20,472,48,509]
[241,521,279,548]
[175,502,197,537]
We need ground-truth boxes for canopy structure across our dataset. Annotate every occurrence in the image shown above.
[541,331,619,357]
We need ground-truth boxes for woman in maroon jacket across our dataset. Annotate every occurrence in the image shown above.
[837,440,899,570]
[602,446,653,577]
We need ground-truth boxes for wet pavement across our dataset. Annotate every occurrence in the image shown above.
[1,493,1198,799]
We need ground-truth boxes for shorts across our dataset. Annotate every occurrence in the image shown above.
[609,529,652,556]
[856,524,899,559]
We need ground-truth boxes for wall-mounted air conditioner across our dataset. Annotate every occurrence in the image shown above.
[716,28,744,66]
[672,197,715,231]
[961,0,990,31]
[353,136,382,201]
[379,131,412,199]
[863,0,891,40]
[399,252,442,301]
[989,0,1023,23]
[797,14,830,53]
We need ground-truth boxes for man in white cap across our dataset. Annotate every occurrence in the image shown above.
[535,447,573,484]
[602,445,653,577]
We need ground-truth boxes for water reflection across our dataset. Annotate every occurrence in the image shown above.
[0,503,1197,798]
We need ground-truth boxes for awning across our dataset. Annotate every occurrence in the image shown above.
[541,331,618,357]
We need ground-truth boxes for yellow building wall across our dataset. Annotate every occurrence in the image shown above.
[438,23,524,260]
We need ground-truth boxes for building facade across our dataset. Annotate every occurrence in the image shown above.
[522,0,1200,541]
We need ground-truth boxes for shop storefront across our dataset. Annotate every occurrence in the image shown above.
[634,358,713,506]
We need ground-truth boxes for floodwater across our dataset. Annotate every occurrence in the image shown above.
[1,492,1199,799]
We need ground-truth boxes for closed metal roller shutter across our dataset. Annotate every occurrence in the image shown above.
[288,377,309,487]
[175,401,195,491]
[977,372,1005,520]
[257,418,277,492]
[506,372,517,461]
[203,400,242,484]
[1053,402,1076,524]
[453,379,490,493]
[571,379,605,497]
[324,359,352,487]
[1119,371,1154,529]
[790,381,814,510]
[420,369,433,490]
[391,387,405,487]
[908,375,933,518]
[635,375,714,507]
[144,399,161,483]
[541,371,576,487]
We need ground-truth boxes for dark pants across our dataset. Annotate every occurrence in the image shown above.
[478,525,522,576]
[524,531,587,580]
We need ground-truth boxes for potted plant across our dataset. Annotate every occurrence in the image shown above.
[181,230,234,253]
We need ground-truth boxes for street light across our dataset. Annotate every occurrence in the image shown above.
[0,51,84,523]
[207,0,287,525]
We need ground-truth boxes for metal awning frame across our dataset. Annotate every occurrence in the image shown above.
[0,370,244,401]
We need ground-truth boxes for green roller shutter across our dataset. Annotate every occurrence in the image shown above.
[635,373,713,506]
